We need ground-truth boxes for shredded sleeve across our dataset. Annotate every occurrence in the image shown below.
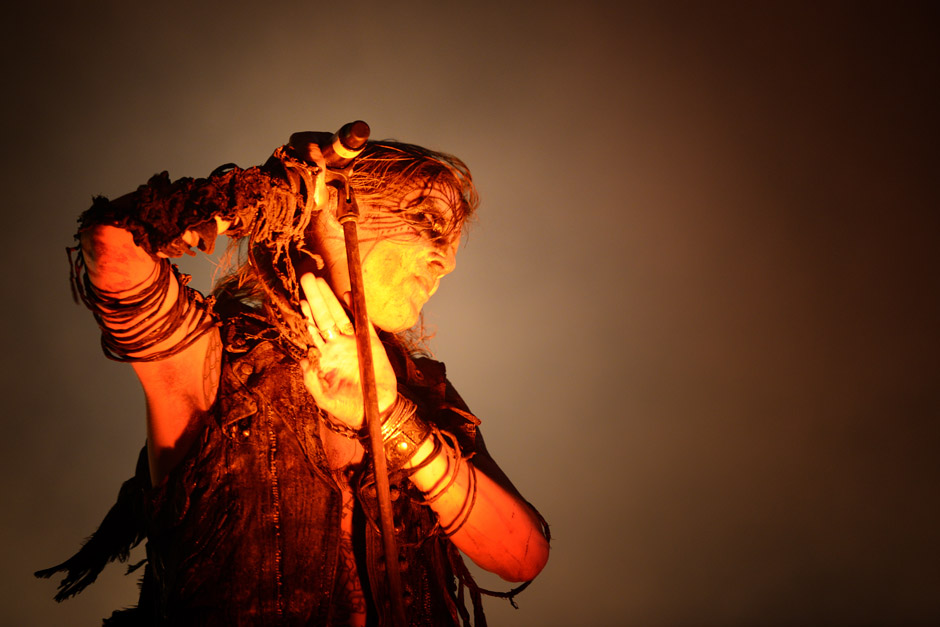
[69,147,323,360]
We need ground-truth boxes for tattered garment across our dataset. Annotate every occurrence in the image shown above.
[37,314,499,626]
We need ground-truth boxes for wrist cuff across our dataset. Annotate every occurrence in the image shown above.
[381,395,432,470]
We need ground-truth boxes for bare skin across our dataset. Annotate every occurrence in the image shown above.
[295,227,549,583]
[80,145,549,616]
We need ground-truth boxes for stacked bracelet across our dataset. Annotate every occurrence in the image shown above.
[381,395,433,470]
[378,402,478,536]
[415,430,477,537]
[421,430,463,503]
[69,249,216,363]
[441,464,476,538]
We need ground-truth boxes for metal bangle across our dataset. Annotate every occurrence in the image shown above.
[381,395,432,470]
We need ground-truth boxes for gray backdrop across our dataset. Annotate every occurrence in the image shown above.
[3,2,938,625]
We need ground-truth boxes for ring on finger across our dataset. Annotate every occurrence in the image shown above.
[320,325,341,342]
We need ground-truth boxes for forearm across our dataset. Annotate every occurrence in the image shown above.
[405,436,550,582]
[79,224,212,361]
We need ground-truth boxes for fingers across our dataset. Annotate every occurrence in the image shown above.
[214,215,232,235]
[288,131,332,167]
[300,300,324,349]
[300,273,353,343]
[318,279,354,335]
[300,273,340,336]
[287,132,330,210]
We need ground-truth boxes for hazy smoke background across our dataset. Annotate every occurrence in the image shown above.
[2,2,937,625]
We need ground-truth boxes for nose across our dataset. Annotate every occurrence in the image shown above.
[430,238,459,277]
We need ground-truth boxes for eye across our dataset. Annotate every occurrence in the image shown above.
[412,211,445,235]
[391,189,455,241]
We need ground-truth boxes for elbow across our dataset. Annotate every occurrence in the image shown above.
[500,531,551,583]
[505,555,549,584]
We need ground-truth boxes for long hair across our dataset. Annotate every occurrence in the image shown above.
[212,140,479,356]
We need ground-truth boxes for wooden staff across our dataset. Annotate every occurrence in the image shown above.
[322,121,409,627]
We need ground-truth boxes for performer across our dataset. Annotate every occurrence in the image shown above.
[37,128,550,625]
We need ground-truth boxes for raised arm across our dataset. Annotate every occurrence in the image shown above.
[75,149,325,485]
[79,216,221,486]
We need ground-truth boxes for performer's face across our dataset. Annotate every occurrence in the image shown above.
[311,182,461,333]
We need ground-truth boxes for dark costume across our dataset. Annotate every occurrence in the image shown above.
[39,147,546,625]
[38,311,533,625]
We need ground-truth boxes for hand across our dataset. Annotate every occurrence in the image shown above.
[287,131,331,209]
[155,216,233,258]
[288,131,334,164]
[297,272,398,430]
